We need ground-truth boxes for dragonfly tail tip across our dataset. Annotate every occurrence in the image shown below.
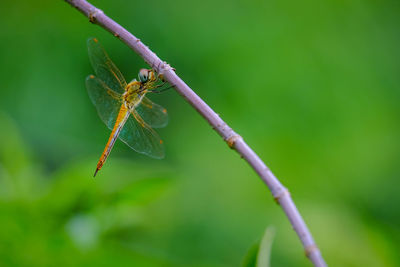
[93,168,99,177]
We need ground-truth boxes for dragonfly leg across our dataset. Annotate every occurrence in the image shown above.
[148,85,174,94]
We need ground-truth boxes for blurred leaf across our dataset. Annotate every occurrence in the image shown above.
[242,227,275,267]
[0,112,31,175]
[242,243,259,267]
[257,227,275,267]
[0,112,41,201]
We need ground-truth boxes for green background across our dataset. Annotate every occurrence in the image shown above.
[0,0,399,266]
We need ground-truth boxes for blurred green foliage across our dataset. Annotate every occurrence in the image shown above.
[0,0,399,266]
[243,227,275,267]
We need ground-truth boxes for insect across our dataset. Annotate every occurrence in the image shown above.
[86,37,169,177]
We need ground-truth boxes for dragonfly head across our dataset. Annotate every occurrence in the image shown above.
[138,68,157,83]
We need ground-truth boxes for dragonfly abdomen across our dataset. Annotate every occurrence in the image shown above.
[94,105,130,177]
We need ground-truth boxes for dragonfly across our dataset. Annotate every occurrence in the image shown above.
[85,37,169,177]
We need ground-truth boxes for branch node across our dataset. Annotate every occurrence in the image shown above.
[274,188,290,204]
[157,61,174,76]
[88,7,103,23]
[305,244,319,258]
[225,134,242,148]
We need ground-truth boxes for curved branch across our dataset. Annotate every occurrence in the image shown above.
[64,1,327,266]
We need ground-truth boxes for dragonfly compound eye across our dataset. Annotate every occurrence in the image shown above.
[138,69,149,83]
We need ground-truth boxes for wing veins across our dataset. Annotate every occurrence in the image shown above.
[105,60,126,88]
[97,78,122,101]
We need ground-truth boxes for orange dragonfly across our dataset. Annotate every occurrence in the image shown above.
[86,38,168,177]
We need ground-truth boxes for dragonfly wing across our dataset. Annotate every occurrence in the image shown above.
[86,75,122,130]
[136,96,168,128]
[87,37,127,94]
[119,109,165,159]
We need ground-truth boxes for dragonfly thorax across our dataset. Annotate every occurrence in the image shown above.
[123,81,146,110]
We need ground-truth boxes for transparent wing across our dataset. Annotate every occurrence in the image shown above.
[119,109,164,159]
[136,96,168,128]
[87,37,127,94]
[86,75,122,129]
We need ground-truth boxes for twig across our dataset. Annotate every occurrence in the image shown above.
[63,1,327,266]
